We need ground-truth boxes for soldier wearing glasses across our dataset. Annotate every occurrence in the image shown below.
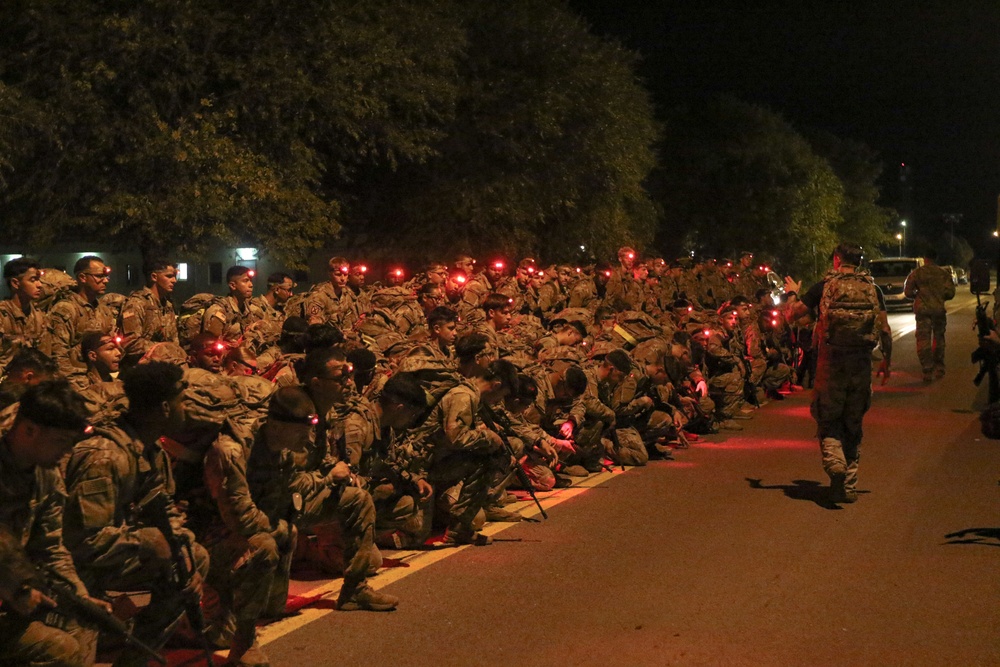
[44,256,117,381]
[252,272,296,325]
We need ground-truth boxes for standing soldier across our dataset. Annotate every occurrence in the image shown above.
[792,242,890,504]
[0,380,102,667]
[44,256,117,382]
[904,249,956,381]
[0,257,47,375]
[202,266,263,344]
[119,259,179,368]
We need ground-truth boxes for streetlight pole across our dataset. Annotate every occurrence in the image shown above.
[896,233,903,256]
[900,220,907,256]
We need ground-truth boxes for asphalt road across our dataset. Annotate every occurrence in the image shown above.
[257,290,999,667]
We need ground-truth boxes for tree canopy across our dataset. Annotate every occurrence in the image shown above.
[0,0,658,266]
[650,96,894,279]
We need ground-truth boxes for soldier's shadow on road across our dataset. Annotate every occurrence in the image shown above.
[745,478,843,510]
[943,527,1000,548]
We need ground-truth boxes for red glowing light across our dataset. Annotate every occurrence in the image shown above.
[604,270,612,278]
[456,275,466,284]
[359,265,368,273]
[527,267,535,274]
[771,319,778,327]
[627,252,635,260]
[214,342,226,352]
[493,261,505,270]
[507,298,514,304]
[687,306,693,313]
[309,415,319,426]
[771,310,779,317]
[703,329,711,337]
[84,425,94,435]
[394,269,403,277]
[339,265,349,274]
[247,270,256,278]
[575,267,582,273]
[114,335,123,345]
[104,267,112,275]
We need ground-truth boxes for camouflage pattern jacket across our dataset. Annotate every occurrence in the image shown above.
[0,433,89,599]
[45,291,117,379]
[119,287,179,364]
[0,298,47,374]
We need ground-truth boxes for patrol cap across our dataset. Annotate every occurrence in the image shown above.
[605,349,633,374]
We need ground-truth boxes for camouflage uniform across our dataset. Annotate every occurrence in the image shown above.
[567,275,599,310]
[333,396,431,549]
[44,292,117,381]
[0,432,98,667]
[386,381,506,539]
[199,432,290,644]
[904,264,956,376]
[118,287,178,367]
[247,419,382,590]
[704,327,746,419]
[202,296,264,344]
[249,295,284,325]
[744,320,791,394]
[0,298,47,375]
[804,268,883,498]
[62,421,210,657]
[460,273,493,313]
[304,282,361,331]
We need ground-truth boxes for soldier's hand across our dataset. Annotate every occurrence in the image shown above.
[694,380,708,397]
[84,595,114,614]
[415,479,434,501]
[558,421,575,438]
[549,437,576,456]
[784,276,802,294]
[537,440,559,466]
[7,586,57,616]
[324,461,352,485]
[486,429,505,451]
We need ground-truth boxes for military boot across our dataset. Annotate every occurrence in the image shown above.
[337,583,399,612]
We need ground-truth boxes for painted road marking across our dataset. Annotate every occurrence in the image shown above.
[256,469,623,647]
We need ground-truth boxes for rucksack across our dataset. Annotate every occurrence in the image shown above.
[177,293,221,347]
[36,268,77,312]
[817,271,879,350]
[611,310,663,349]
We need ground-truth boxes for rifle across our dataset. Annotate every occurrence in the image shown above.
[0,524,166,666]
[40,565,166,665]
[479,403,548,520]
[138,489,214,666]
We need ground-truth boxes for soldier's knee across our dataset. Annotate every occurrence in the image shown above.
[20,623,86,667]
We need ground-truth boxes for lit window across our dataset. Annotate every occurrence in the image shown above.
[177,263,189,281]
[236,248,258,261]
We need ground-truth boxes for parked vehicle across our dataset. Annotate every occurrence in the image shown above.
[954,267,968,284]
[867,257,923,311]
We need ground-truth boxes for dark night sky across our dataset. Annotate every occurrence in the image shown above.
[569,1,1000,246]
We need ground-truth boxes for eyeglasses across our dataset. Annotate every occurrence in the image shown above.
[83,273,110,282]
